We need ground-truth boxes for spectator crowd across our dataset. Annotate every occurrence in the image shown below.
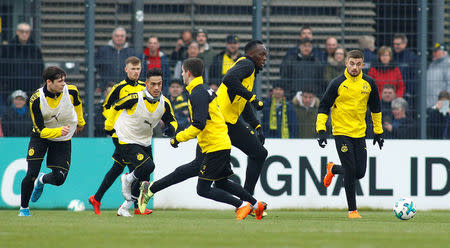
[0,24,448,139]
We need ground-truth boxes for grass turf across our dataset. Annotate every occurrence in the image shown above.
[1,209,449,248]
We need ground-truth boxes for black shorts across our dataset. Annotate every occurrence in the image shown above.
[111,137,125,166]
[198,149,233,181]
[26,134,71,171]
[114,142,153,169]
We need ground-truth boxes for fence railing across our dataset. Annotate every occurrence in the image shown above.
[0,0,448,139]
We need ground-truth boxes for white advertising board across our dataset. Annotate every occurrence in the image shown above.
[152,138,450,210]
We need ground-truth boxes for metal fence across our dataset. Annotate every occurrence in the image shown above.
[0,0,448,139]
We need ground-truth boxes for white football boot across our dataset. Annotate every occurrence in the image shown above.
[117,204,132,217]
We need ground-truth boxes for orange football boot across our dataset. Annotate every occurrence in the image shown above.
[134,208,153,215]
[254,202,267,220]
[348,210,362,219]
[89,195,101,215]
[323,162,335,188]
[236,202,252,220]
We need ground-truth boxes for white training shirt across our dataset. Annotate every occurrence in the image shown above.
[114,91,165,147]
[39,85,78,141]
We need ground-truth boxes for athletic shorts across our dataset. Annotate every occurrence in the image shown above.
[198,149,233,181]
[26,134,71,171]
[114,142,153,169]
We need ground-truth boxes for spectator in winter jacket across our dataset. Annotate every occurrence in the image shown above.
[368,46,405,98]
[380,84,396,123]
[426,43,450,107]
[324,46,346,85]
[392,33,418,99]
[0,23,44,111]
[1,90,32,137]
[427,90,450,139]
[284,25,325,64]
[143,36,171,95]
[358,35,377,73]
[262,82,297,138]
[196,28,216,77]
[383,97,417,139]
[209,34,242,85]
[168,79,190,131]
[95,27,137,90]
[324,37,339,64]
[171,29,193,63]
[280,38,323,99]
[292,88,320,138]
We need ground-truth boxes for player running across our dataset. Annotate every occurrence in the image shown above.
[19,66,85,216]
[139,58,266,220]
[88,56,153,215]
[105,68,177,217]
[316,50,384,218]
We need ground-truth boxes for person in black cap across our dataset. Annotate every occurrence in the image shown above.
[209,34,242,85]
[261,81,297,138]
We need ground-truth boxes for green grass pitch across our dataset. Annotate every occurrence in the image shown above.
[1,209,449,248]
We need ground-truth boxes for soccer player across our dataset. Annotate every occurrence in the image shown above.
[19,66,85,216]
[89,56,152,215]
[316,50,384,219]
[215,40,268,196]
[136,41,268,217]
[105,68,177,217]
[139,58,266,220]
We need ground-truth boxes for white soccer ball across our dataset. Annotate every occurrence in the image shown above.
[67,199,86,212]
[393,197,416,220]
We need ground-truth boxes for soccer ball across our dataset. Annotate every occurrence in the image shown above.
[393,197,416,220]
[67,199,86,212]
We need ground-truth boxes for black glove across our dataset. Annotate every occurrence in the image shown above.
[317,130,327,148]
[163,124,175,137]
[373,133,384,150]
[170,137,179,148]
[105,129,115,136]
[255,126,265,145]
[250,95,264,111]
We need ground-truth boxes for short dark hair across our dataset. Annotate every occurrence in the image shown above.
[182,58,204,77]
[438,90,450,100]
[146,68,163,79]
[382,84,395,90]
[244,40,263,54]
[300,25,312,34]
[170,78,183,86]
[393,33,408,43]
[43,66,66,82]
[346,50,364,61]
[125,56,141,65]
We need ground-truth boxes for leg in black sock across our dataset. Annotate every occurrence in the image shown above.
[150,145,204,193]
[228,120,268,195]
[94,162,124,202]
[215,179,257,205]
[196,178,242,208]
[332,164,345,174]
[20,160,42,208]
[335,136,357,211]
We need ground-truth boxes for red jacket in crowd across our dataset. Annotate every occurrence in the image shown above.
[368,64,405,98]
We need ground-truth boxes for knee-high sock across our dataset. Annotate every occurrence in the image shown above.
[20,160,42,208]
[196,179,242,208]
[215,179,257,205]
[94,162,124,202]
